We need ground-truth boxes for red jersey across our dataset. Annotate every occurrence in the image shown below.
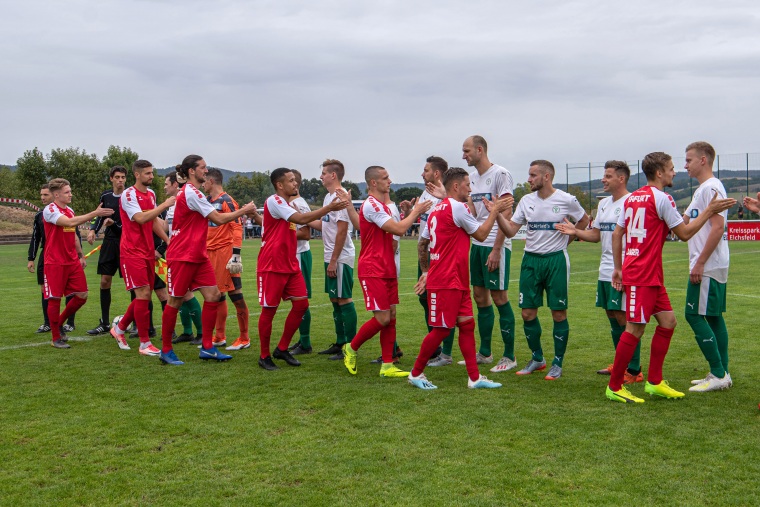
[616,185,683,287]
[422,198,479,291]
[167,183,216,263]
[207,192,243,251]
[358,195,395,279]
[42,203,78,265]
[258,194,299,274]
[120,186,157,260]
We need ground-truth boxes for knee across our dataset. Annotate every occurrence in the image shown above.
[374,312,391,327]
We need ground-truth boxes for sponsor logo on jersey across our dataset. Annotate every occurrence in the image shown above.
[690,209,699,218]
[599,222,616,231]
[528,222,557,230]
[552,206,560,213]
[485,178,492,186]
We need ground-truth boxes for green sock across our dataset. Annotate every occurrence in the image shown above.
[442,328,455,356]
[332,302,345,345]
[686,313,725,378]
[299,307,311,348]
[523,317,543,362]
[340,302,357,345]
[476,306,494,357]
[496,302,515,360]
[609,317,623,349]
[706,315,729,373]
[179,300,194,335]
[552,319,569,367]
[186,296,202,334]
[419,296,433,332]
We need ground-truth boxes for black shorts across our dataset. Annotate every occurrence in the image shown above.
[37,259,45,286]
[154,271,166,290]
[97,239,122,277]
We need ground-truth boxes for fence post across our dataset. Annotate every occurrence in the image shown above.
[588,163,592,210]
[747,152,750,196]
[565,163,569,190]
[716,154,720,179]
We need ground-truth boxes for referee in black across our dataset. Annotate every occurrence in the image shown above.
[86,166,127,335]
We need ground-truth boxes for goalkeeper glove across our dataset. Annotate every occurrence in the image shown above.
[226,247,243,274]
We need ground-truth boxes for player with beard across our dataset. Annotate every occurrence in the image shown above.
[158,155,257,365]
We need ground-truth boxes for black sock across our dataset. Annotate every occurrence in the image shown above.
[148,300,154,330]
[100,288,111,324]
[42,294,49,326]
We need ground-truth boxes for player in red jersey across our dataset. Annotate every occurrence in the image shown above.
[605,152,735,403]
[42,178,114,348]
[341,165,432,378]
[158,155,257,366]
[256,167,350,370]
[109,160,174,356]
[409,167,512,389]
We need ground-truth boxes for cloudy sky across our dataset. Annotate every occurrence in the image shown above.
[2,0,760,184]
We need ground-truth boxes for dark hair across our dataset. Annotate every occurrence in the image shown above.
[48,178,70,193]
[176,155,203,180]
[291,169,302,185]
[206,168,223,185]
[686,141,716,166]
[132,160,153,173]
[322,159,345,181]
[110,165,127,178]
[364,165,385,186]
[40,183,50,190]
[642,152,672,181]
[270,167,292,187]
[604,160,630,183]
[443,167,468,189]
[426,156,448,175]
[530,159,555,177]
[470,135,488,153]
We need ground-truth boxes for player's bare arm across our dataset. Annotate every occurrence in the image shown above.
[743,192,760,213]
[486,193,514,272]
[132,196,176,225]
[690,212,725,284]
[152,219,170,245]
[414,239,429,296]
[471,196,511,243]
[74,236,86,269]
[554,217,601,243]
[296,226,311,241]
[672,194,736,241]
[54,204,114,228]
[208,201,257,226]
[569,213,590,245]
[289,197,349,225]
[380,199,433,236]
[611,225,625,291]
[327,220,349,278]
[335,188,361,229]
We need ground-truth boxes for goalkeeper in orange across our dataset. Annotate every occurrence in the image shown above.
[203,168,253,350]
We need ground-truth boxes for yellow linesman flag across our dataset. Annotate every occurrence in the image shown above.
[84,245,101,259]
[155,258,167,282]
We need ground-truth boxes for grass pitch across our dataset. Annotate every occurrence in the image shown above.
[1,239,759,506]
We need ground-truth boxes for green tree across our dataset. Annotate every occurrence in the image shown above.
[394,186,422,203]
[102,145,139,188]
[226,174,257,205]
[343,180,360,200]
[15,147,47,202]
[513,181,532,205]
[565,184,592,212]
[299,177,322,203]
[47,147,106,213]
[0,166,21,199]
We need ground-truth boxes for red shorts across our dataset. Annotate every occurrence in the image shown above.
[209,246,241,293]
[257,271,307,307]
[624,285,672,324]
[359,277,399,312]
[167,260,217,297]
[44,263,87,299]
[428,289,473,328]
[121,257,155,291]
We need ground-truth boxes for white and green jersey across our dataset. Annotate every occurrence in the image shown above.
[322,190,355,265]
[592,193,629,282]
[417,190,440,241]
[511,189,586,254]
[685,177,729,283]
[469,164,514,248]
[291,196,311,255]
[388,201,401,277]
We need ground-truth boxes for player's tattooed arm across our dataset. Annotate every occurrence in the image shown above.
[418,238,430,273]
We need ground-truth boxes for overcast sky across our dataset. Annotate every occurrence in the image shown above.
[2,0,760,185]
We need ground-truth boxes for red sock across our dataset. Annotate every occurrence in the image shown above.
[134,299,151,343]
[119,300,136,332]
[648,326,674,385]
[48,298,61,341]
[232,297,249,340]
[609,331,640,391]
[215,298,228,340]
[258,306,278,358]
[350,317,385,352]
[161,305,179,353]
[412,327,452,377]
[202,301,220,349]
[457,319,480,382]
[277,299,308,351]
[379,318,397,363]
[58,295,86,325]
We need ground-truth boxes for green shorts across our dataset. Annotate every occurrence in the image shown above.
[324,261,354,299]
[469,244,511,291]
[685,276,726,316]
[297,250,312,298]
[596,280,623,311]
[518,250,569,310]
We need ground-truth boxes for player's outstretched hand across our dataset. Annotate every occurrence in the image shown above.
[94,204,114,217]
[426,181,446,200]
[163,196,176,208]
[706,192,736,215]
[412,198,433,216]
[414,273,427,296]
[483,195,513,214]
[399,199,413,216]
[328,197,350,211]
[334,188,350,202]
[241,201,258,216]
[743,192,760,214]
[554,218,578,236]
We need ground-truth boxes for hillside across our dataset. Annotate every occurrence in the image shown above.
[0,205,35,235]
